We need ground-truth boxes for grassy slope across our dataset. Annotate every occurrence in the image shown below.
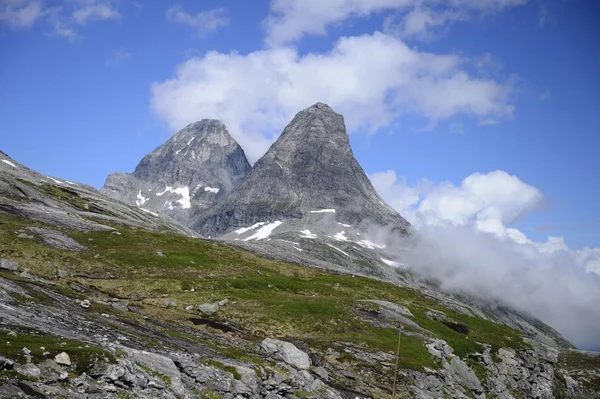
[0,213,529,376]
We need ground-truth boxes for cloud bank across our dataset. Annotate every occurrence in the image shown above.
[370,169,600,349]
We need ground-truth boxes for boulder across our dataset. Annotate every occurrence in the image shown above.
[54,352,71,366]
[0,259,19,271]
[197,302,220,315]
[56,269,70,278]
[261,338,312,370]
[15,363,41,378]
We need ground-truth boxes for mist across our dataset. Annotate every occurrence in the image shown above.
[374,224,600,350]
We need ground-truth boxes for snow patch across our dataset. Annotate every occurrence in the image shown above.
[244,221,283,241]
[356,240,386,250]
[173,186,191,208]
[294,247,303,252]
[333,231,349,242]
[327,244,350,257]
[338,222,351,228]
[279,239,300,245]
[65,181,75,185]
[155,186,191,209]
[156,186,173,196]
[204,186,220,194]
[381,258,400,267]
[188,137,195,145]
[235,222,265,234]
[47,177,64,185]
[299,230,317,239]
[135,190,149,206]
[139,208,158,216]
[310,209,336,214]
[1,159,16,168]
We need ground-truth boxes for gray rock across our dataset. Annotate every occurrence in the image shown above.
[54,352,71,366]
[197,302,220,315]
[261,338,312,370]
[26,227,87,251]
[15,363,41,378]
[80,299,91,308]
[56,269,69,278]
[218,298,229,307]
[0,355,14,370]
[445,356,483,394]
[0,258,19,271]
[164,299,177,308]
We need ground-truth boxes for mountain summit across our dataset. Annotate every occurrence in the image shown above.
[101,119,251,223]
[192,103,410,236]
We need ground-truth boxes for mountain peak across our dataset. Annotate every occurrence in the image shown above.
[101,120,251,224]
[192,103,409,236]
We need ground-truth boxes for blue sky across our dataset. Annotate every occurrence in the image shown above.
[0,0,598,250]
[2,0,600,349]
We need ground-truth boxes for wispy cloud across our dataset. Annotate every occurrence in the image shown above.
[72,1,120,25]
[0,0,43,28]
[166,4,229,37]
[265,0,528,46]
[106,49,132,66]
[0,0,121,41]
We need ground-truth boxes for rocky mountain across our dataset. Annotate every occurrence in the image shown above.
[192,103,409,237]
[101,120,251,224]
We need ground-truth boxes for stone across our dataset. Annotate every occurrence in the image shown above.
[218,298,229,307]
[119,346,185,396]
[261,338,312,370]
[80,299,91,308]
[185,305,194,311]
[15,363,41,378]
[56,269,69,278]
[0,355,14,370]
[197,302,220,315]
[164,299,177,308]
[69,282,88,293]
[54,352,71,366]
[26,227,87,251]
[313,366,329,381]
[0,259,19,271]
[21,347,31,355]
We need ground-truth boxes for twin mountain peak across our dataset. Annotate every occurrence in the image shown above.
[101,103,410,241]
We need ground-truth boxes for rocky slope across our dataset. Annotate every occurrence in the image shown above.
[102,120,251,224]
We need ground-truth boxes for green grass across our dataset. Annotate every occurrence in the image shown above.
[0,212,532,377]
[0,326,115,375]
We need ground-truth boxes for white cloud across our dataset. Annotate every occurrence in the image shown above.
[72,1,120,25]
[0,0,43,28]
[151,32,514,162]
[369,168,600,348]
[265,0,527,45]
[166,4,229,36]
[0,0,120,39]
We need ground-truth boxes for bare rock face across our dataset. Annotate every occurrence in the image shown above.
[101,120,251,225]
[192,103,410,237]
